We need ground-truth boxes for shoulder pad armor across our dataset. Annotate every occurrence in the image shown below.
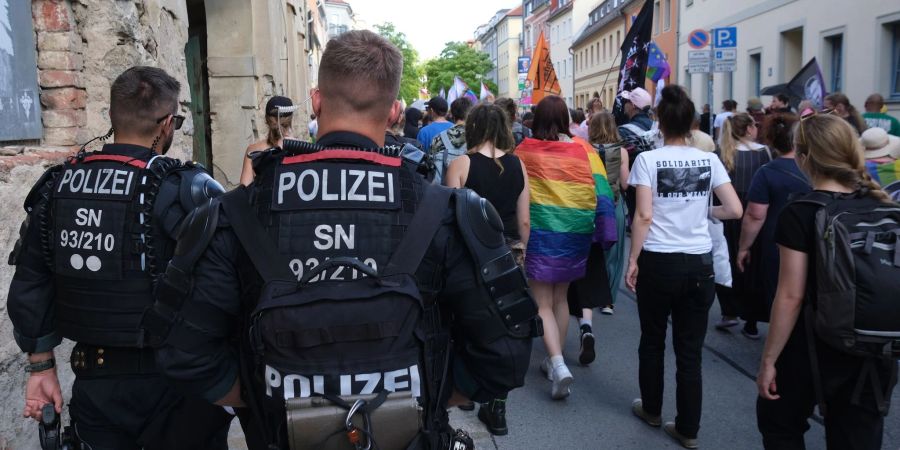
[178,167,225,209]
[23,164,63,213]
[453,189,539,339]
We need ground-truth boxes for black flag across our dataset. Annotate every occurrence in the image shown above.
[612,0,654,125]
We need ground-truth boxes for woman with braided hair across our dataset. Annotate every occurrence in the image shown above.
[756,113,898,449]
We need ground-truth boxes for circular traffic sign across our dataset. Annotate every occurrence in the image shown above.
[688,29,710,49]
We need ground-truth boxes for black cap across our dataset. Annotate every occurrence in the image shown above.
[426,97,448,115]
[265,96,293,116]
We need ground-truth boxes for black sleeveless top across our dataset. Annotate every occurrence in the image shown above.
[464,152,525,241]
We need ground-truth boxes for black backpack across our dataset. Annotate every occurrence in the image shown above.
[794,191,900,414]
[221,183,452,450]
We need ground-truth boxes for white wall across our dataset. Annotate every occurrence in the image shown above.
[677,0,900,116]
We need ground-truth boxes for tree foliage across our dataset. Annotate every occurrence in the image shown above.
[424,42,497,98]
[375,22,423,105]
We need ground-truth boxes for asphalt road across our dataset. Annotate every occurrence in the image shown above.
[229,266,900,450]
[450,284,900,450]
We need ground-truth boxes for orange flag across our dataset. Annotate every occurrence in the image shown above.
[526,29,561,104]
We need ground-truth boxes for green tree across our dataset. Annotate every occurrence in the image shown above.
[424,42,497,98]
[375,22,423,105]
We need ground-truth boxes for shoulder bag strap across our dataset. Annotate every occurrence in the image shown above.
[219,186,294,283]
[439,131,454,179]
[382,184,453,277]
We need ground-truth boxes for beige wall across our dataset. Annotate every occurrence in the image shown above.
[498,15,523,100]
[678,0,900,118]
[574,19,625,109]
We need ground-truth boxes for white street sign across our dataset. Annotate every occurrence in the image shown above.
[713,61,737,72]
[688,50,711,64]
[688,63,710,74]
[714,49,737,61]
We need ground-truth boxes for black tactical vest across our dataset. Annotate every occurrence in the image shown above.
[47,152,168,347]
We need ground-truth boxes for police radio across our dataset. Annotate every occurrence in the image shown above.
[39,404,78,450]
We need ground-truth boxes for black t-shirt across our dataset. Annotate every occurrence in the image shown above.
[464,153,524,241]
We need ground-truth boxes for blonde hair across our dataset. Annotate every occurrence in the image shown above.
[588,112,620,145]
[266,114,294,148]
[719,113,755,172]
[794,114,889,202]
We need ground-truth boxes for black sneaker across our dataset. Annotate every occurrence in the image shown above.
[477,399,508,436]
[457,401,475,411]
[579,325,596,365]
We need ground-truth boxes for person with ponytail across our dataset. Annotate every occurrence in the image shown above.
[444,103,529,436]
[824,92,867,135]
[626,85,742,448]
[735,113,809,323]
[240,96,296,185]
[756,113,897,449]
[714,112,772,339]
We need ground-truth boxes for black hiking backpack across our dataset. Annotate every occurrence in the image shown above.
[796,191,900,360]
[220,183,454,450]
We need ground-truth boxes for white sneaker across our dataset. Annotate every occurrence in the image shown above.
[550,364,573,400]
[540,357,553,381]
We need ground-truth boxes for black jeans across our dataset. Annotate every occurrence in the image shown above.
[70,374,232,450]
[756,322,898,450]
[636,251,715,439]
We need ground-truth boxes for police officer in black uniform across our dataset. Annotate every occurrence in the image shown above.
[148,31,538,450]
[7,66,230,450]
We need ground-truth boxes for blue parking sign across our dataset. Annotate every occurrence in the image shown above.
[713,27,737,48]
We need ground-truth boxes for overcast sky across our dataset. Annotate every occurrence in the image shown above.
[350,0,520,60]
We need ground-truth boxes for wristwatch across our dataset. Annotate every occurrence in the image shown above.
[24,358,56,373]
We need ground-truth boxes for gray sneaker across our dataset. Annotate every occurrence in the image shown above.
[664,422,698,449]
[631,399,661,427]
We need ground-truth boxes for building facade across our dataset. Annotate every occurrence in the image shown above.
[572,0,631,109]
[323,0,354,39]
[497,7,524,100]
[0,2,319,446]
[476,9,511,89]
[548,0,575,105]
[677,0,900,117]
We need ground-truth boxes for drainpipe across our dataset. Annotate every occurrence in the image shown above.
[568,46,575,107]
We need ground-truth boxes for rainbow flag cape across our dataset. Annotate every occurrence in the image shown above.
[516,138,616,282]
[575,137,617,247]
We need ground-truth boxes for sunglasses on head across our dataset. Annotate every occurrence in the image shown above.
[156,113,186,130]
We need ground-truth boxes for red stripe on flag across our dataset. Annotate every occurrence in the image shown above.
[282,150,401,167]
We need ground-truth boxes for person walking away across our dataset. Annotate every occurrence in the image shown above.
[736,113,809,326]
[859,127,900,185]
[7,66,231,450]
[714,113,772,338]
[626,84,742,449]
[240,96,295,185]
[496,97,532,146]
[823,92,867,135]
[689,112,716,152]
[148,30,538,450]
[617,88,657,226]
[766,94,793,115]
[431,97,473,184]
[862,94,900,137]
[517,95,612,400]
[444,103,530,436]
[417,96,453,150]
[590,112,630,316]
[747,98,767,142]
[756,113,900,450]
[404,106,424,139]
[713,99,737,141]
